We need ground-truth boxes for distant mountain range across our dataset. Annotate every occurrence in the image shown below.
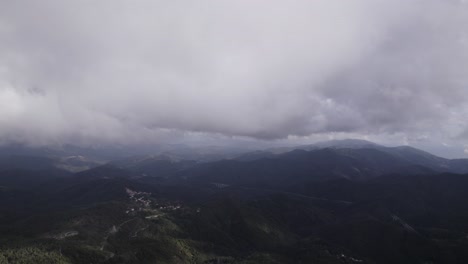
[237,139,468,173]
[2,139,468,195]
[104,139,468,188]
[2,139,467,174]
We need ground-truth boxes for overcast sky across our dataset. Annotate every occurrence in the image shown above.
[1,0,468,157]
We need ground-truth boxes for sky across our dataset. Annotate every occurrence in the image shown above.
[1,0,468,158]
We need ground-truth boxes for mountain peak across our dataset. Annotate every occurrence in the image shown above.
[309,139,380,149]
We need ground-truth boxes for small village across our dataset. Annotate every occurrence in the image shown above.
[124,187,187,219]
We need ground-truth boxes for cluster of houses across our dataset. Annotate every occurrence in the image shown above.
[125,188,152,208]
[125,187,185,216]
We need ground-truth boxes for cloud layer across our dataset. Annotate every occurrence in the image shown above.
[1,0,468,147]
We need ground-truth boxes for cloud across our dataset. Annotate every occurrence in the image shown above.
[1,0,468,146]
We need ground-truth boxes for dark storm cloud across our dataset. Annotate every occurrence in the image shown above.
[0,0,468,147]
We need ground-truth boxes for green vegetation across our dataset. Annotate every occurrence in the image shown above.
[0,247,70,264]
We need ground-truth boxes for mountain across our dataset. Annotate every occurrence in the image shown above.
[0,143,249,164]
[314,140,468,173]
[110,155,197,178]
[304,139,381,150]
[0,154,101,173]
[239,139,468,174]
[2,141,468,263]
[233,150,276,161]
[0,155,57,171]
[95,140,468,189]
[174,147,434,189]
[264,139,380,154]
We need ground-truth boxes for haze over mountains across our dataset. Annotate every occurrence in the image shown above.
[2,139,468,175]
